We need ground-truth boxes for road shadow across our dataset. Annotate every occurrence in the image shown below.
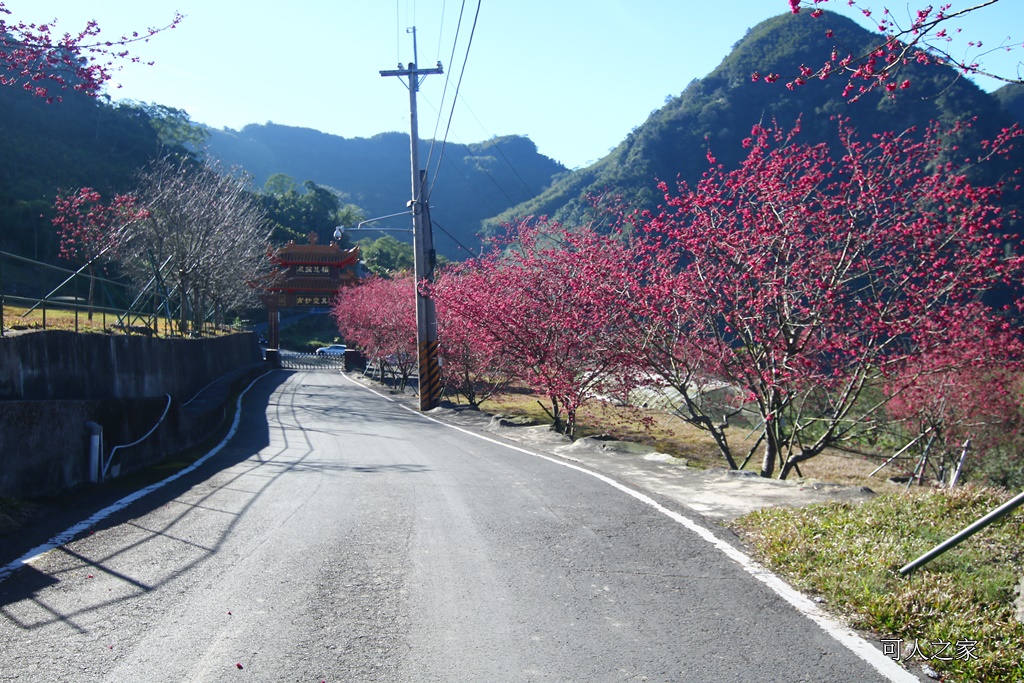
[0,369,429,628]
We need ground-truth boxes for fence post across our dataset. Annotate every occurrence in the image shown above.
[949,439,971,489]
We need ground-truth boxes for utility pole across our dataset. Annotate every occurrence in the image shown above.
[380,27,443,411]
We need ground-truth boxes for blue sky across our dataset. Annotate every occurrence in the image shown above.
[26,1,1024,169]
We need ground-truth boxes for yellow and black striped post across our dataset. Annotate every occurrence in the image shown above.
[419,339,442,411]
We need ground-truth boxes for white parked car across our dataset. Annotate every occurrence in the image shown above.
[315,344,347,356]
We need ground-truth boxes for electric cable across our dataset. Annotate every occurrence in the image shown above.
[425,0,467,176]
[422,2,538,216]
[418,89,543,215]
[418,91,518,211]
[435,0,447,64]
[432,219,480,259]
[454,92,540,199]
[426,0,481,202]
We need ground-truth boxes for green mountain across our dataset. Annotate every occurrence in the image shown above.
[994,83,1024,122]
[0,87,172,260]
[2,10,1019,268]
[487,11,1021,233]
[202,124,566,260]
[0,85,565,265]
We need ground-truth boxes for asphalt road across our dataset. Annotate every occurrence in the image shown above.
[0,370,914,682]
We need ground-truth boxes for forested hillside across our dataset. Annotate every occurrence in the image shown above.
[0,87,178,261]
[3,9,1021,267]
[486,11,1024,234]
[994,83,1024,122]
[203,125,566,260]
[0,87,565,267]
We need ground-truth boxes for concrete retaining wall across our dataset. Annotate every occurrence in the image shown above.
[0,332,267,498]
[0,397,175,499]
[0,331,263,400]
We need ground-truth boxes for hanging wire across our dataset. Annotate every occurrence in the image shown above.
[426,0,481,201]
[425,0,467,175]
[453,93,539,199]
[435,0,447,64]
[421,2,536,208]
[395,0,401,65]
[418,86,540,208]
[415,105,514,212]
[432,219,480,259]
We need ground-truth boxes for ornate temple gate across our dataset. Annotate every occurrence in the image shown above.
[258,233,359,367]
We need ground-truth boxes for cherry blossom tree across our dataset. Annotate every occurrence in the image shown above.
[431,274,520,407]
[0,3,182,102]
[628,118,1024,479]
[427,219,638,438]
[52,187,148,319]
[772,1,1021,99]
[617,245,752,470]
[884,315,1024,484]
[331,273,417,389]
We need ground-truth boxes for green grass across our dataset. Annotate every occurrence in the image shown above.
[731,486,1024,682]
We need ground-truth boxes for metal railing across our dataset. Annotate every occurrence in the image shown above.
[0,250,225,337]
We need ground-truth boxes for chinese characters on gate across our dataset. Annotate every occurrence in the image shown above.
[294,265,331,275]
[294,295,332,306]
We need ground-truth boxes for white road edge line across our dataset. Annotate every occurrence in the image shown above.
[350,377,918,683]
[0,370,919,682]
[0,371,274,585]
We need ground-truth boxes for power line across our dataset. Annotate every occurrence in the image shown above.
[425,0,468,177]
[435,0,447,64]
[422,2,542,204]
[421,123,513,213]
[432,219,480,259]
[420,2,537,208]
[417,84,544,211]
[454,93,540,199]
[426,0,481,202]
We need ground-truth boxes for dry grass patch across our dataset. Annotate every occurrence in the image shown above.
[1,304,235,337]
[478,387,907,485]
[3,305,113,333]
[478,389,727,468]
[795,449,909,494]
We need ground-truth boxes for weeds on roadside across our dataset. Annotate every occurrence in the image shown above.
[732,486,1024,682]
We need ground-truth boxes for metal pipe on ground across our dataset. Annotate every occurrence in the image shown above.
[899,489,1024,575]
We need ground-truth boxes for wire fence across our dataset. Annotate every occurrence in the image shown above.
[1,250,181,337]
